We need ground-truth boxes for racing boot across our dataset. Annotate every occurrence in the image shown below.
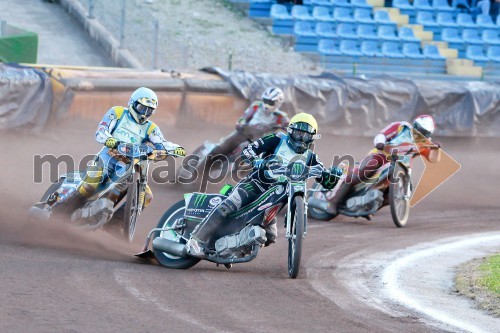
[186,207,227,258]
[263,218,278,247]
[326,181,353,215]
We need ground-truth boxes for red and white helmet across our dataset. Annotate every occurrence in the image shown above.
[261,87,284,112]
[413,114,436,138]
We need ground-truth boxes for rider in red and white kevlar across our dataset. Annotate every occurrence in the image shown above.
[326,114,441,215]
[209,87,289,157]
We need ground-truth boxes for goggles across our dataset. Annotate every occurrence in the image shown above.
[290,129,314,144]
[135,102,155,117]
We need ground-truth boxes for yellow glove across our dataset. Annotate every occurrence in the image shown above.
[173,147,186,157]
[105,137,119,149]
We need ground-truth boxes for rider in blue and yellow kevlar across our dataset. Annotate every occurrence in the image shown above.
[50,87,186,213]
[186,112,342,257]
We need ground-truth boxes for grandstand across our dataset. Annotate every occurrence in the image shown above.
[229,0,500,80]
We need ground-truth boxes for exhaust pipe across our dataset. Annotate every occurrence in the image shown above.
[307,197,329,211]
[152,237,188,258]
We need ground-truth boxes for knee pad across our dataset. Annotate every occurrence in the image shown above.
[144,185,153,207]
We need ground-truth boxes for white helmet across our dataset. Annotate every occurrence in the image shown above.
[261,87,284,112]
[413,114,436,138]
[128,87,158,124]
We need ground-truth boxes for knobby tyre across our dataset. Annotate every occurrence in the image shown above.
[288,196,305,278]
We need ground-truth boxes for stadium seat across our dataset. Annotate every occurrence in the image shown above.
[432,0,455,12]
[482,30,500,46]
[361,40,383,56]
[381,42,405,58]
[487,46,500,62]
[313,6,335,22]
[331,0,353,9]
[271,4,294,35]
[354,9,376,26]
[465,45,489,62]
[351,0,373,9]
[333,8,356,23]
[497,16,500,26]
[451,0,470,11]
[416,12,439,29]
[413,0,434,12]
[316,22,337,38]
[318,39,342,55]
[476,15,497,29]
[337,23,359,40]
[311,0,332,5]
[436,13,459,28]
[378,25,400,41]
[340,40,363,56]
[270,4,292,20]
[402,43,426,58]
[374,11,397,28]
[462,29,483,44]
[357,24,379,40]
[399,27,420,42]
[457,13,478,29]
[249,0,274,18]
[393,0,415,16]
[291,5,315,21]
[441,28,463,44]
[294,21,317,37]
[423,44,445,59]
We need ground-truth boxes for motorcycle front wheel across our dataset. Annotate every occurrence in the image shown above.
[153,200,200,269]
[122,172,140,242]
[389,165,410,228]
[288,196,305,278]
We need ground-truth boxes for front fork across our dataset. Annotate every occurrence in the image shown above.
[285,190,308,240]
[137,160,150,212]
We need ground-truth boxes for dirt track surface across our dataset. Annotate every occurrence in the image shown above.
[1,119,499,333]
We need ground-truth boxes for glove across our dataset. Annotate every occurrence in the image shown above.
[330,166,343,178]
[321,167,342,190]
[252,159,264,170]
[173,147,186,157]
[105,137,120,149]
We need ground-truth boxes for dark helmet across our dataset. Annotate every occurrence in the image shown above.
[286,113,318,154]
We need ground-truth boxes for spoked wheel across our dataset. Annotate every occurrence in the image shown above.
[307,183,336,221]
[122,172,140,242]
[389,165,410,228]
[288,196,305,278]
[153,200,200,269]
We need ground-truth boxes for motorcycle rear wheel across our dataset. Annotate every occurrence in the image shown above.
[122,172,140,242]
[153,200,200,269]
[288,196,305,279]
[307,183,336,221]
[389,166,410,228]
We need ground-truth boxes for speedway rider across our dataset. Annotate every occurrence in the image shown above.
[208,87,289,158]
[186,113,342,258]
[49,87,186,213]
[326,114,440,215]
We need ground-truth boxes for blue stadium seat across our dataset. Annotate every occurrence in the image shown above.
[436,13,459,28]
[399,27,420,43]
[423,44,445,59]
[441,28,463,44]
[271,4,292,19]
[466,45,489,62]
[333,8,356,23]
[311,0,332,5]
[487,46,500,62]
[357,24,379,40]
[271,4,294,35]
[294,21,317,37]
[351,0,373,9]
[374,11,397,28]
[316,22,338,38]
[318,39,342,55]
[451,0,470,11]
[432,0,455,12]
[476,15,497,29]
[337,23,359,40]
[497,16,500,26]
[416,12,439,29]
[354,9,376,26]
[482,30,500,46]
[294,21,319,52]
[381,42,405,58]
[457,13,478,29]
[313,6,335,22]
[413,0,434,12]
[361,41,383,56]
[340,40,364,56]
[378,25,400,41]
[331,0,353,9]
[402,43,426,58]
[291,5,315,21]
[393,0,415,16]
[462,29,483,44]
[249,0,274,18]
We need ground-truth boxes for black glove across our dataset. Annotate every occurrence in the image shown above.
[321,167,342,190]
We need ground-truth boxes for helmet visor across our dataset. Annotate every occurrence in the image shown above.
[291,129,314,144]
[135,103,155,117]
[262,98,276,106]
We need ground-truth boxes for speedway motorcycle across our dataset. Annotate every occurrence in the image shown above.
[137,158,324,278]
[307,134,440,228]
[29,143,177,242]
[177,124,285,182]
